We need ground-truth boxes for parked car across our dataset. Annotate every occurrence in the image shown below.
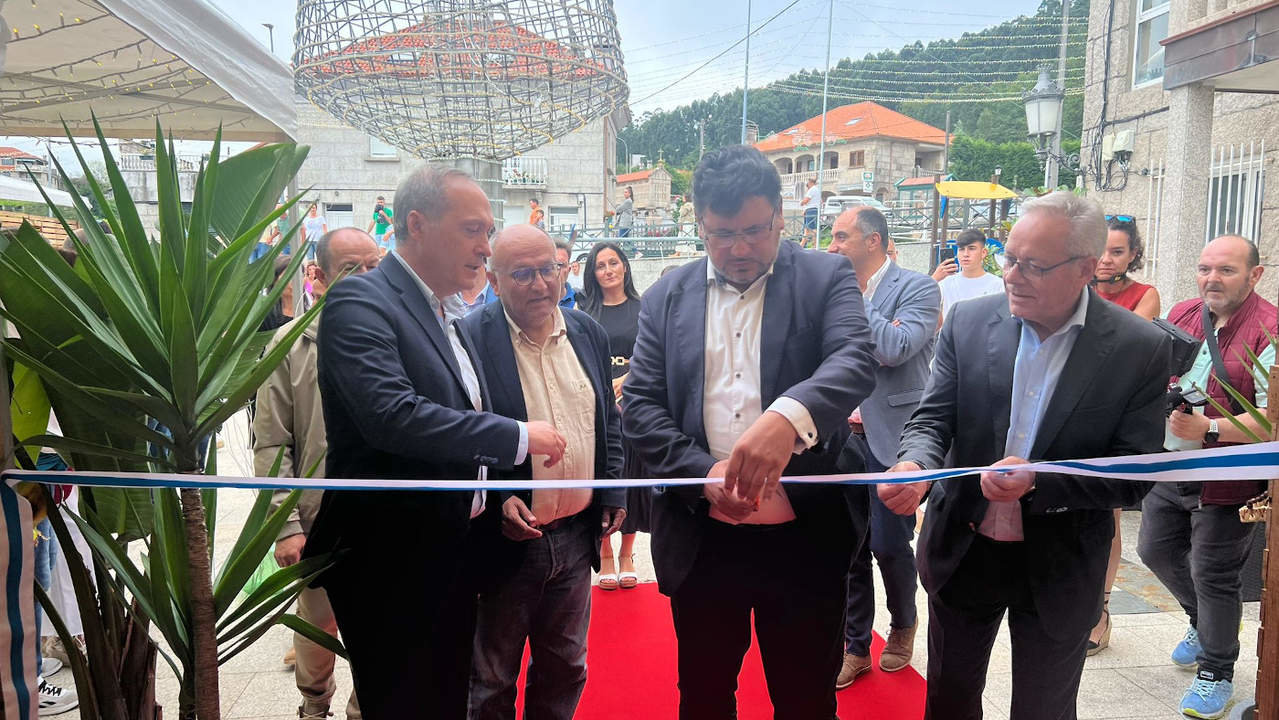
[820,195,895,226]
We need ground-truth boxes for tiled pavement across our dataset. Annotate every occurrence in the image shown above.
[43,413,1264,718]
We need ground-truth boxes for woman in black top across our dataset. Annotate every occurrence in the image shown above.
[581,241,647,590]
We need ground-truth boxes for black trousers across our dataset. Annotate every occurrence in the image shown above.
[669,519,847,720]
[325,539,479,720]
[925,536,1090,720]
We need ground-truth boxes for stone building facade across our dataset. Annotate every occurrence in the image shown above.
[1082,0,1279,302]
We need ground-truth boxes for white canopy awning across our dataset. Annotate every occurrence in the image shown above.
[0,175,78,207]
[0,0,296,141]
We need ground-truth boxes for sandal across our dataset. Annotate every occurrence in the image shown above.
[619,553,639,590]
[599,555,619,591]
[1087,592,1111,656]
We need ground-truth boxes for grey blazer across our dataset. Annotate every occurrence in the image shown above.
[858,261,941,467]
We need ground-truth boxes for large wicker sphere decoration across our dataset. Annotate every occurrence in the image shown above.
[294,1,629,160]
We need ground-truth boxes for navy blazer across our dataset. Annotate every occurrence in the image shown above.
[305,256,524,574]
[899,289,1171,639]
[857,261,941,466]
[622,240,879,595]
[461,303,626,571]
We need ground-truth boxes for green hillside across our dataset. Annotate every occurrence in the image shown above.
[620,0,1087,189]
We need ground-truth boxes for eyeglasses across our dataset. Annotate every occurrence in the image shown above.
[1003,254,1088,279]
[1105,214,1135,223]
[507,262,564,287]
[702,218,776,249]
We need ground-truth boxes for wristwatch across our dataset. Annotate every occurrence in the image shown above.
[1204,418,1220,444]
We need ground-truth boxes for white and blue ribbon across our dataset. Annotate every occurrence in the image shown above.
[2,443,1275,492]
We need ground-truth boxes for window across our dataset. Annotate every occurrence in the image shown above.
[1133,0,1170,87]
[848,151,865,167]
[1207,169,1264,242]
[368,136,398,159]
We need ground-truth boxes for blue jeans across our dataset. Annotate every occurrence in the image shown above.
[470,514,593,720]
[33,453,67,677]
[844,452,919,656]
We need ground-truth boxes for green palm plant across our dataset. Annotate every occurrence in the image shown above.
[0,116,341,720]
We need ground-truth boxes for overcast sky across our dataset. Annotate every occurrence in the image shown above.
[6,0,1049,161]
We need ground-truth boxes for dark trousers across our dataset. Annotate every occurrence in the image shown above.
[326,540,478,720]
[670,519,847,720]
[1137,482,1254,680]
[470,515,594,720]
[844,455,919,655]
[925,536,1088,720]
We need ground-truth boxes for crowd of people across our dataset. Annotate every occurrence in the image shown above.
[245,145,1273,720]
[14,142,1274,720]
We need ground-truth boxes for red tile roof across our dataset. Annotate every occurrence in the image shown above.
[898,175,941,188]
[312,19,611,80]
[0,147,44,162]
[616,169,655,183]
[754,102,946,153]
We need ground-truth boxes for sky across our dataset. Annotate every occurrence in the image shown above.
[5,0,1050,163]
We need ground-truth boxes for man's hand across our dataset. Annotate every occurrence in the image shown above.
[526,421,567,468]
[601,506,627,536]
[931,258,958,282]
[704,481,756,522]
[878,461,930,516]
[274,533,306,567]
[501,496,543,541]
[980,456,1036,503]
[1169,409,1210,442]
[724,411,797,503]
[611,373,627,403]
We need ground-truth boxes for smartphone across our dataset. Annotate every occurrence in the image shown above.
[937,247,956,264]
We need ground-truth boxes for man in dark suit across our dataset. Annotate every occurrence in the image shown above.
[879,191,1172,720]
[622,144,878,720]
[462,224,626,720]
[827,205,941,686]
[307,167,567,719]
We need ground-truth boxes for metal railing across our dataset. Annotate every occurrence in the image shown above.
[118,153,202,172]
[501,156,549,187]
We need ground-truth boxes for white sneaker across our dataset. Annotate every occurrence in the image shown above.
[38,657,62,676]
[37,677,78,716]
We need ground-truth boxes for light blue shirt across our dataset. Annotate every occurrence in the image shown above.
[980,287,1089,541]
[389,251,529,513]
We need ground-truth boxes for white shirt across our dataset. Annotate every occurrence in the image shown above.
[979,288,1088,541]
[939,272,1005,320]
[702,260,819,525]
[803,185,821,211]
[390,251,529,517]
[302,215,326,241]
[861,256,892,304]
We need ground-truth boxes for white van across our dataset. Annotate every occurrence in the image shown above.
[821,195,894,226]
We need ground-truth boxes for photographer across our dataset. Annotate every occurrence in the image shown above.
[366,195,394,247]
[1137,234,1276,719]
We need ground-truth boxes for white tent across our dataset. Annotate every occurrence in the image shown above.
[0,175,78,207]
[0,0,296,141]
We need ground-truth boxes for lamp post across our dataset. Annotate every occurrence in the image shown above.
[262,23,275,54]
[1023,67,1064,189]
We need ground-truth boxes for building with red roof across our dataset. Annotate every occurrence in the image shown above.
[753,102,946,205]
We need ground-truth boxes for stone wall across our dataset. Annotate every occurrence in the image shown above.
[503,117,610,231]
[1082,0,1279,303]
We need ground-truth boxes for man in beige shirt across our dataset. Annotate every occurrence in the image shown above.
[461,224,626,720]
[253,227,380,720]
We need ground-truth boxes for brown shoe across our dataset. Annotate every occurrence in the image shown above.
[835,652,872,690]
[879,624,917,672]
[283,646,297,668]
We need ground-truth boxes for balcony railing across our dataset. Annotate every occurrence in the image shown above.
[502,156,548,188]
[119,153,202,172]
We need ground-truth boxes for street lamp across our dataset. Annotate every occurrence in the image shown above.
[262,23,275,54]
[1023,67,1063,188]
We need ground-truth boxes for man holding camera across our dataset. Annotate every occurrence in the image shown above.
[1138,234,1275,719]
[367,195,394,247]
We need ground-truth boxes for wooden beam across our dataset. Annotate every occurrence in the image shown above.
[1258,302,1279,719]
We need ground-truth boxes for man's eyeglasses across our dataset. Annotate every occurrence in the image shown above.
[1105,214,1135,223]
[508,262,564,287]
[1003,254,1088,279]
[702,218,776,249]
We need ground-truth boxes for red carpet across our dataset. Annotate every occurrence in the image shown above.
[514,582,926,719]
